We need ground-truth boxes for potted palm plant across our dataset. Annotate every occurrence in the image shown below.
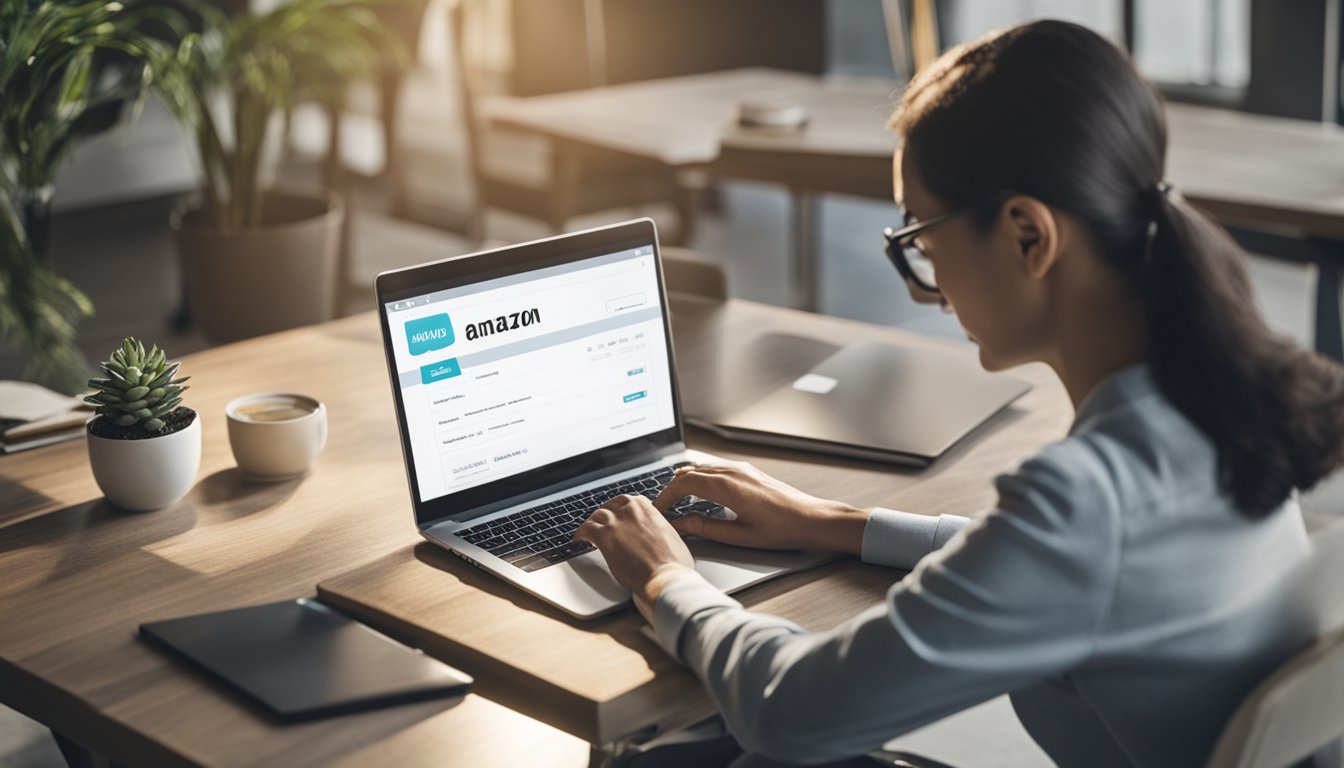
[85,337,198,511]
[152,0,399,344]
[0,0,165,391]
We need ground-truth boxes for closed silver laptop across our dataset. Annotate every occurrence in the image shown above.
[688,340,1031,467]
[374,219,832,619]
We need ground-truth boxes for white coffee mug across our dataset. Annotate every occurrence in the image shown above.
[225,393,327,480]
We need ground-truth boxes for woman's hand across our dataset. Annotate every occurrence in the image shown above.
[573,494,696,621]
[653,461,870,555]
[573,462,870,620]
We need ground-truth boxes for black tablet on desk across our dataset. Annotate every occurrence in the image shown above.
[140,598,472,722]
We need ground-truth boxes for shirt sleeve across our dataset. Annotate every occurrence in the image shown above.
[651,438,1123,765]
[861,508,971,570]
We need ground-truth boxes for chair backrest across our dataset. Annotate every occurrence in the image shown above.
[1206,521,1344,768]
[881,0,941,82]
[660,246,728,301]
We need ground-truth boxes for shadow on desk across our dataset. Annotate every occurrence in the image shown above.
[0,476,58,527]
[0,469,301,590]
[193,468,303,519]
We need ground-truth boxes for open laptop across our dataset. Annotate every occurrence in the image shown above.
[375,219,833,619]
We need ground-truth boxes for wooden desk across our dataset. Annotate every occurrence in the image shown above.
[484,69,1344,353]
[0,316,590,766]
[315,295,1074,748]
[0,293,1071,761]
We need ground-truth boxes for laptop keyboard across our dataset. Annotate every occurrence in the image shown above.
[455,463,725,573]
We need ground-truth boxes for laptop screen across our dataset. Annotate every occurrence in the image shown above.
[383,244,677,505]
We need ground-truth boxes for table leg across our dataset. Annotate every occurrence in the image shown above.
[548,144,581,234]
[789,190,821,312]
[1222,226,1343,362]
[1315,244,1343,361]
[50,730,113,768]
[322,97,345,191]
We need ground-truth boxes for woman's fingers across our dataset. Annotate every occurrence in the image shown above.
[574,501,622,543]
[653,469,732,511]
[573,517,602,543]
[678,462,743,474]
[669,513,753,547]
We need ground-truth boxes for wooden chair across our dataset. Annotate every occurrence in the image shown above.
[449,0,699,246]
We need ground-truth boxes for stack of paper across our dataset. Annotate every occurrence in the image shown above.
[0,381,93,453]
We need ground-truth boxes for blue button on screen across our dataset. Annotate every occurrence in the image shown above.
[623,390,647,403]
[420,358,462,384]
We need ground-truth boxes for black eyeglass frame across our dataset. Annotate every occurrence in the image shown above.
[882,206,980,294]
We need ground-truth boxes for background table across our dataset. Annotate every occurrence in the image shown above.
[483,68,902,311]
[486,68,1344,354]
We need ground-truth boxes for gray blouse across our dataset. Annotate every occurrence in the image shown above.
[653,365,1313,766]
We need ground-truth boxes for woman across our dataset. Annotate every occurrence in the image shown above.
[574,20,1344,767]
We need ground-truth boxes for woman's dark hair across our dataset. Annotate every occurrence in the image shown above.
[892,19,1344,517]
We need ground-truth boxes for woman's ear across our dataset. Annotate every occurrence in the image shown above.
[1002,196,1059,280]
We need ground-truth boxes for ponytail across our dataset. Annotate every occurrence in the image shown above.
[894,19,1344,517]
[1144,193,1344,516]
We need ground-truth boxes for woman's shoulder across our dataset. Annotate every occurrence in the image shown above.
[999,389,1222,530]
[994,435,1123,530]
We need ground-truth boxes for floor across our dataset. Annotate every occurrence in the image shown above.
[4,158,1342,766]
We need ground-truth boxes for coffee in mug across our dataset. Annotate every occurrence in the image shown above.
[233,398,318,423]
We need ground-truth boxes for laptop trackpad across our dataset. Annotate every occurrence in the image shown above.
[562,553,632,603]
[688,539,837,594]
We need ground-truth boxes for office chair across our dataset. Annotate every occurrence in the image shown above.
[1205,628,1344,768]
[879,520,1344,768]
[1205,520,1344,768]
[448,0,699,247]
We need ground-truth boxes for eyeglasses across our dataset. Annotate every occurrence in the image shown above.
[882,206,979,294]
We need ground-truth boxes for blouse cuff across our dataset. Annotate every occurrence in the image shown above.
[861,507,969,570]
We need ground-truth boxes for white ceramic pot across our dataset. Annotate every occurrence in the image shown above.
[175,189,344,344]
[87,411,202,511]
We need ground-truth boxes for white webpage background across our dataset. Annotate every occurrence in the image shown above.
[387,253,675,502]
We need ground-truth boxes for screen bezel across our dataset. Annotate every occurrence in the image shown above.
[374,218,684,527]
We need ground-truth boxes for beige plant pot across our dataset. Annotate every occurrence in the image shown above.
[175,189,344,344]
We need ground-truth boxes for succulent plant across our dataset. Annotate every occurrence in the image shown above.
[84,337,190,433]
